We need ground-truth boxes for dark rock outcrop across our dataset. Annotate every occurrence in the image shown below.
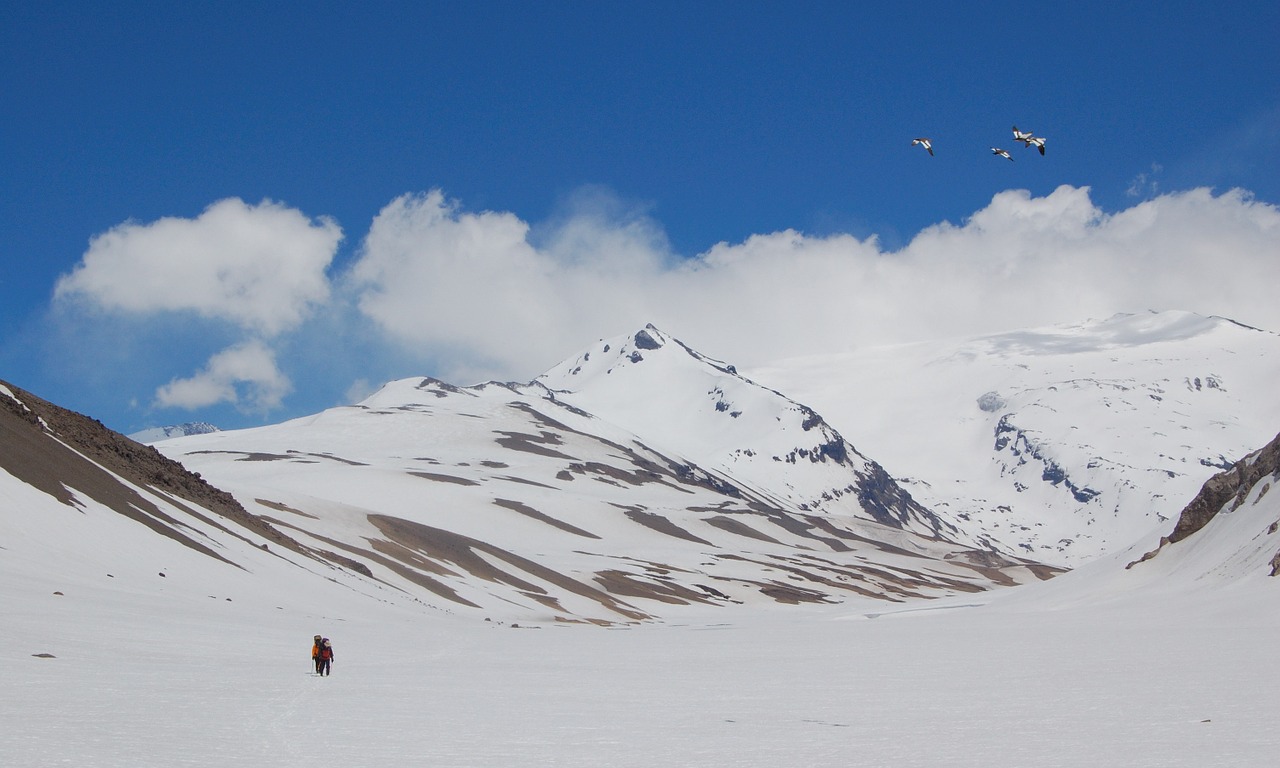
[1167,431,1280,546]
[1129,429,1280,574]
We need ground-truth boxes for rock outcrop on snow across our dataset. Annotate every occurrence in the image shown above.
[1167,431,1280,548]
[1129,428,1280,576]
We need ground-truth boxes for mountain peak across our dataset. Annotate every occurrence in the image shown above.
[539,324,739,393]
[633,325,664,350]
[538,326,946,535]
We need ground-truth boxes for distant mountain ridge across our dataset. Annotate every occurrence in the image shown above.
[128,422,220,444]
[747,310,1280,566]
[4,310,1276,627]
[142,326,1057,623]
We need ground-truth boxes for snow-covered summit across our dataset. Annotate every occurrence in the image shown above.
[538,324,944,535]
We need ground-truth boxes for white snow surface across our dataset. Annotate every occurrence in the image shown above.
[4,474,1278,767]
[748,310,1280,565]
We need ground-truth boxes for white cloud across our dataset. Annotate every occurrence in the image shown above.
[52,184,1278,420]
[55,198,341,337]
[347,189,674,380]
[154,340,291,412]
[349,185,1280,382]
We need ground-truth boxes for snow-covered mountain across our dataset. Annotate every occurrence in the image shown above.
[5,310,1277,625]
[537,325,945,537]
[747,311,1280,566]
[128,421,220,443]
[151,350,1050,624]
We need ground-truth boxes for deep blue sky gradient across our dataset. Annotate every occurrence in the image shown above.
[3,1,1277,430]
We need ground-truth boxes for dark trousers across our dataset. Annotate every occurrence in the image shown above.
[318,658,331,676]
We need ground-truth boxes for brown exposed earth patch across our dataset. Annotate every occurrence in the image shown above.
[593,569,716,605]
[703,515,785,544]
[186,450,303,463]
[367,514,651,621]
[618,506,714,545]
[496,475,557,490]
[492,498,600,539]
[256,499,319,519]
[492,429,578,460]
[289,451,367,466]
[408,471,480,486]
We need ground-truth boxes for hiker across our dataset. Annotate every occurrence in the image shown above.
[311,634,323,674]
[317,637,334,676]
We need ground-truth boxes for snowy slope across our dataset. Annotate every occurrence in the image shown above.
[748,311,1280,566]
[537,324,946,536]
[155,374,1049,625]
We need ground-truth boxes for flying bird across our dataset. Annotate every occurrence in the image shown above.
[912,137,934,156]
[1013,125,1047,155]
[991,147,1014,161]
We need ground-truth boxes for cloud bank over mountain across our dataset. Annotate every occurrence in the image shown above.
[49,184,1280,419]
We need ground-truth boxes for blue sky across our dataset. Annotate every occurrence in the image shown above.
[3,1,1278,434]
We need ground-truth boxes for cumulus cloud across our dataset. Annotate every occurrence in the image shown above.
[347,189,674,380]
[349,185,1280,382]
[54,184,1280,420]
[154,340,291,412]
[55,198,341,336]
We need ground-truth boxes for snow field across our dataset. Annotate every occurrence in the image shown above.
[5,575,1279,768]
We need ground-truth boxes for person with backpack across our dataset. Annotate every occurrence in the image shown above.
[317,637,334,676]
[311,634,323,674]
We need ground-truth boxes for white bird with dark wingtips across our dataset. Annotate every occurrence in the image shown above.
[912,137,934,156]
[991,147,1014,161]
[1013,126,1047,155]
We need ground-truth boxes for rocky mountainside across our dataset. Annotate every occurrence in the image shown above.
[0,379,369,575]
[1129,429,1280,577]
